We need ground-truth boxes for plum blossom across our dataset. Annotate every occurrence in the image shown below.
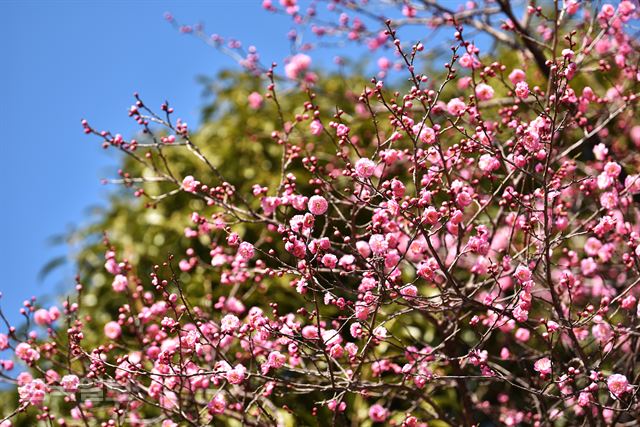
[308,195,328,215]
[181,175,199,192]
[208,394,226,415]
[104,321,122,340]
[285,53,311,79]
[61,375,80,393]
[534,357,552,376]
[227,365,247,385]
[237,242,255,260]
[369,404,389,422]
[355,158,376,178]
[515,81,529,99]
[608,374,632,399]
[112,274,128,292]
[475,83,495,101]
[18,379,47,407]
[247,91,263,109]
[309,120,323,135]
[15,343,40,364]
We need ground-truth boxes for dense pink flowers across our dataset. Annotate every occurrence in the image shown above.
[18,379,47,407]
[15,343,39,364]
[5,1,640,425]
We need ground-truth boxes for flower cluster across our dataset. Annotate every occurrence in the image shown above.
[2,1,640,426]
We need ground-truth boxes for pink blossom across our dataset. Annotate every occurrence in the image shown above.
[600,190,618,209]
[508,69,526,84]
[267,351,286,369]
[607,374,632,398]
[33,309,53,326]
[459,52,480,69]
[630,126,640,147]
[447,98,466,115]
[238,241,255,260]
[513,305,529,322]
[327,399,347,412]
[515,81,529,99]
[456,191,472,207]
[181,175,199,192]
[618,1,636,17]
[621,295,637,310]
[356,240,371,257]
[377,57,391,70]
[368,234,388,255]
[475,83,495,101]
[207,394,226,415]
[478,154,500,172]
[308,195,328,215]
[584,237,602,256]
[601,3,615,18]
[355,158,376,178]
[248,91,263,109]
[18,379,47,407]
[112,274,128,292]
[322,253,338,268]
[309,120,324,135]
[221,314,240,333]
[285,53,311,79]
[533,357,552,376]
[104,321,122,340]
[625,175,640,194]
[400,285,418,297]
[15,343,40,363]
[224,364,246,384]
[593,143,608,160]
[414,125,436,144]
[369,404,389,422]
[336,123,350,137]
[604,161,621,177]
[514,265,532,283]
[578,391,591,407]
[61,374,80,392]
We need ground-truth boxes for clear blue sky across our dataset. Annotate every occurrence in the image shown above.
[0,0,333,326]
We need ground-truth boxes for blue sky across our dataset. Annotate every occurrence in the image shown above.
[0,0,326,326]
